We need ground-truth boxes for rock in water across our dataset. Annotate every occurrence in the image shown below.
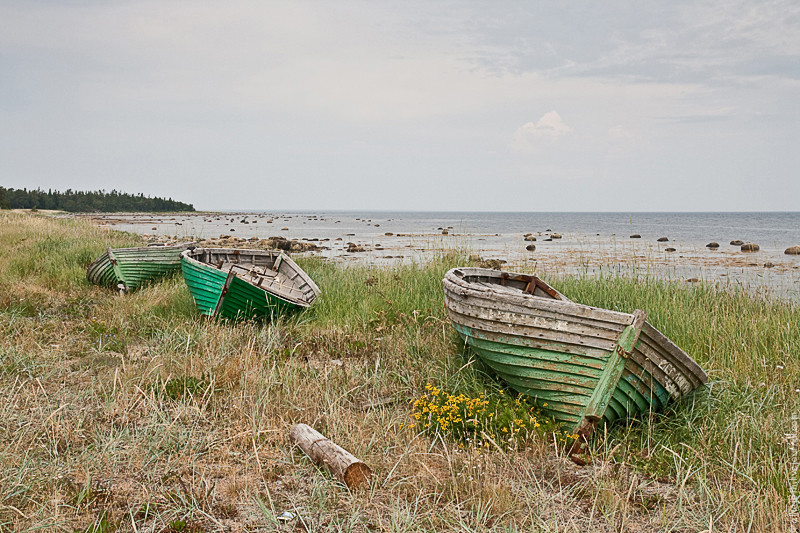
[785,245,800,255]
[730,240,744,246]
[657,237,668,242]
[630,234,641,239]
[524,235,537,242]
[526,244,536,251]
[551,233,562,239]
[741,243,759,252]
[706,242,720,248]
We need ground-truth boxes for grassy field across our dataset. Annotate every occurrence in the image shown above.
[0,211,797,532]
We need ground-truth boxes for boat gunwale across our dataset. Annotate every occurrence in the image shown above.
[444,269,635,326]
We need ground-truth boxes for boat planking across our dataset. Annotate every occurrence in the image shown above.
[86,242,196,292]
[442,267,707,455]
[180,247,320,321]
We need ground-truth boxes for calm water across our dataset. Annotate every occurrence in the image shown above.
[99,211,800,300]
[110,211,800,250]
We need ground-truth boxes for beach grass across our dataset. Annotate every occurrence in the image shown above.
[0,210,797,532]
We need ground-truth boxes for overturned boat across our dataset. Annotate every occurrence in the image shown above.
[87,242,196,292]
[442,267,707,445]
[180,247,320,320]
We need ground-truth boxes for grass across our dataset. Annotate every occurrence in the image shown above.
[0,210,797,532]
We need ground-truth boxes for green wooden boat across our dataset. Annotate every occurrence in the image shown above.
[443,267,707,452]
[180,247,320,320]
[86,242,196,292]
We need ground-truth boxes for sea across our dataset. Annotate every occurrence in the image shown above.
[95,211,800,300]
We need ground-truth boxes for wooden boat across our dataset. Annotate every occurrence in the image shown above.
[442,267,707,449]
[180,247,320,320]
[86,242,196,292]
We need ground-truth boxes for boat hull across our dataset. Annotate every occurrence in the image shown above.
[86,243,195,291]
[443,267,707,433]
[180,248,320,320]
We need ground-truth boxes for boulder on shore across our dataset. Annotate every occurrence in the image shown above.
[741,242,759,252]
[706,242,720,248]
[479,258,506,270]
[524,235,536,242]
[657,237,669,242]
[551,233,562,239]
[665,247,676,252]
[730,240,744,246]
[525,244,536,251]
[630,234,641,239]
[785,245,800,255]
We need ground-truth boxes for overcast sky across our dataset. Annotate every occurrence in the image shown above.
[1,1,798,211]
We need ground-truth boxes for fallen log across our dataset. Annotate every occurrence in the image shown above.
[288,424,372,490]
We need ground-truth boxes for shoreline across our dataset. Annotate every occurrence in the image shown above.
[80,211,800,301]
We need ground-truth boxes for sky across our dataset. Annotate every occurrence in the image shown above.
[1,1,799,211]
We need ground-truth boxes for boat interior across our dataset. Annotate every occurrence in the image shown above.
[451,268,566,301]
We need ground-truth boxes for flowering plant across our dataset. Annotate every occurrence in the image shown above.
[408,384,558,449]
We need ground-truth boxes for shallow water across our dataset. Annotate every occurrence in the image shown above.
[89,211,800,301]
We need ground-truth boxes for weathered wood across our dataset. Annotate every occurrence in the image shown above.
[289,424,371,490]
[447,308,619,352]
[443,267,708,439]
[446,298,624,341]
[444,275,633,325]
[449,289,629,333]
[182,247,320,310]
[578,310,647,423]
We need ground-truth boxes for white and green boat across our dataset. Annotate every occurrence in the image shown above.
[86,242,196,292]
[442,267,707,452]
[180,247,320,321]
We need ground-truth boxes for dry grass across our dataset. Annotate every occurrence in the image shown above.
[0,211,797,532]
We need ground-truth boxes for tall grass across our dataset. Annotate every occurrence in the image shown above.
[0,211,796,532]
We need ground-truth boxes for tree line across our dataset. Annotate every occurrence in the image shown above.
[0,187,195,212]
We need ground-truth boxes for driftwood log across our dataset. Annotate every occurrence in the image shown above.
[288,424,372,490]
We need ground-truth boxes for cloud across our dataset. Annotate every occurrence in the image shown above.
[608,125,632,139]
[512,111,572,151]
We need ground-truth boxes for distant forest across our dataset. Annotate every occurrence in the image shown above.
[0,187,195,213]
